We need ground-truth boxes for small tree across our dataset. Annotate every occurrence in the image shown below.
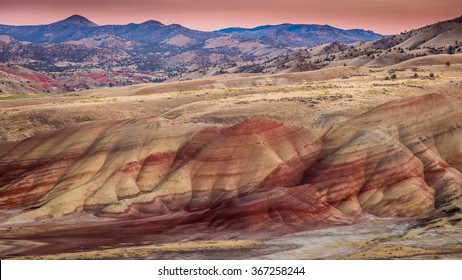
[413,73,418,78]
[445,61,451,67]
[429,72,435,78]
[391,73,397,79]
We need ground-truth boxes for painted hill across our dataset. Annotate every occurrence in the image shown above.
[1,94,460,240]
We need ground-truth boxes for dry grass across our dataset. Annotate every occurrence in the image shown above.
[8,240,261,260]
[342,243,462,260]
[2,63,461,142]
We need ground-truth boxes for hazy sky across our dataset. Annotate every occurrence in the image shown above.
[1,0,461,34]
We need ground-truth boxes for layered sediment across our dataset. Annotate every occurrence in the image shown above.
[1,93,461,236]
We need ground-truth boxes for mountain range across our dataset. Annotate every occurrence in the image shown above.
[0,15,381,83]
[0,15,381,45]
[1,15,461,93]
[218,24,381,47]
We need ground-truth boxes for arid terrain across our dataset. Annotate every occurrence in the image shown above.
[1,13,462,260]
[1,53,462,259]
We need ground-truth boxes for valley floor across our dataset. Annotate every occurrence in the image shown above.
[3,217,461,259]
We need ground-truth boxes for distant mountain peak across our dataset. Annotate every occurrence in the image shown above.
[54,15,97,27]
[217,23,383,47]
[140,20,164,26]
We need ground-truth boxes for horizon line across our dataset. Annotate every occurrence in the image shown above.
[2,13,433,35]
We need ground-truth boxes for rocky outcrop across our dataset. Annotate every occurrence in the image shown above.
[0,93,461,236]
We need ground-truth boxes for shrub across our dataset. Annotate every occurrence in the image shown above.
[391,73,397,79]
[413,73,418,78]
[446,61,451,67]
[429,72,435,78]
[384,76,390,80]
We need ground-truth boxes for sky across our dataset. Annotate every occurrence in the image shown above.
[0,0,461,34]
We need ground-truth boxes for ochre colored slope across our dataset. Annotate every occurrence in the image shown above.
[0,93,461,236]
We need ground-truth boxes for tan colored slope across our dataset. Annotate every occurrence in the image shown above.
[80,67,369,98]
[395,21,462,49]
[392,53,462,67]
[421,25,462,48]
